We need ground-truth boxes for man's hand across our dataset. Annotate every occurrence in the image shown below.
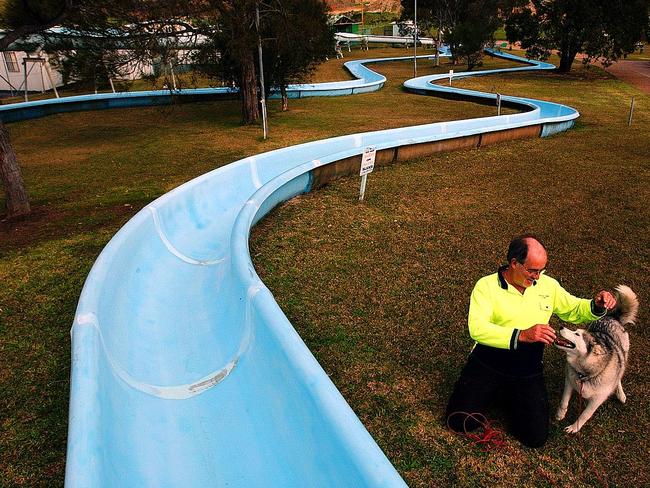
[594,290,616,310]
[519,324,556,345]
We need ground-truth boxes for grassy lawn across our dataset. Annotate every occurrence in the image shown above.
[1,46,649,486]
[622,42,650,61]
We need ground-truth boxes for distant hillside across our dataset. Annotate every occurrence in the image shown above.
[325,0,402,13]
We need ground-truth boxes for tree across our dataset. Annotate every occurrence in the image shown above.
[0,0,140,219]
[400,0,500,69]
[192,0,333,120]
[0,0,77,219]
[1,0,333,218]
[444,0,500,69]
[0,0,201,219]
[505,0,650,73]
[262,0,333,111]
[202,0,261,124]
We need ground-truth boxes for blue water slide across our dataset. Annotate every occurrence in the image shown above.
[1,52,396,122]
[26,50,577,486]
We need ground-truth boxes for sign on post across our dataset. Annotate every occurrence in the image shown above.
[359,145,376,201]
[449,69,454,86]
[360,146,376,176]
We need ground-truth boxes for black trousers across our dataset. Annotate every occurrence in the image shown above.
[445,354,549,448]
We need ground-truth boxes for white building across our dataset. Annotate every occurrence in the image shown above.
[1,24,208,97]
[0,49,63,95]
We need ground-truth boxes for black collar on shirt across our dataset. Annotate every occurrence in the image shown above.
[497,265,508,290]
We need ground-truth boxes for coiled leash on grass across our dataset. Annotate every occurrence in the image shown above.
[446,411,510,451]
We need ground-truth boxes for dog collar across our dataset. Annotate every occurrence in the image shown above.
[576,372,590,382]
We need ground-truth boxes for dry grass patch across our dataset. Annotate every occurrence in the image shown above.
[1,47,648,486]
[251,65,649,486]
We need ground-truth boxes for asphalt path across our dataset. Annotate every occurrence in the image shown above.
[606,59,650,94]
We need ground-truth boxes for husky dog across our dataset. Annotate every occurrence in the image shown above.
[554,285,639,433]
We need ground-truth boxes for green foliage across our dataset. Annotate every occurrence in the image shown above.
[445,0,500,69]
[261,0,334,107]
[400,0,501,68]
[190,1,334,119]
[504,0,650,72]
[0,0,65,30]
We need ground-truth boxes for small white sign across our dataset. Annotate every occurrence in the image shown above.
[449,69,454,85]
[360,146,376,176]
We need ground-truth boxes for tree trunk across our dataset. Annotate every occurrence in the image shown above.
[558,49,577,73]
[558,34,579,73]
[239,49,260,124]
[0,120,30,220]
[281,84,288,111]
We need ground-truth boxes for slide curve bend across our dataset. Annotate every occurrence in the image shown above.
[55,50,578,487]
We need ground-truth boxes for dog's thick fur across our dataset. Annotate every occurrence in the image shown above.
[554,285,639,433]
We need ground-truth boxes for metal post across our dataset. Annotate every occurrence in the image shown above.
[361,0,364,32]
[628,96,635,126]
[413,0,418,77]
[44,60,59,98]
[496,92,501,116]
[39,61,45,93]
[169,62,177,90]
[109,77,116,93]
[359,174,368,201]
[23,58,28,102]
[435,28,441,67]
[256,2,269,140]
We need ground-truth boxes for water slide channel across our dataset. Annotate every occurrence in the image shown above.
[1,46,578,487]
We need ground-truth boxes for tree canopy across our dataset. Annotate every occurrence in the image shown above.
[261,0,333,110]
[504,0,650,72]
[400,0,501,69]
[0,0,334,218]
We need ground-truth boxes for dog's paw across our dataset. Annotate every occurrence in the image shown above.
[565,422,582,434]
[556,408,567,421]
[618,392,627,404]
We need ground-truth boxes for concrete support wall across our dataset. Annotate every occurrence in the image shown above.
[312,126,542,190]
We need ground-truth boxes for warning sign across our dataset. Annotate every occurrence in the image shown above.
[360,146,376,176]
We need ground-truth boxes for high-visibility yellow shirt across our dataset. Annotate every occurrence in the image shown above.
[468,269,603,351]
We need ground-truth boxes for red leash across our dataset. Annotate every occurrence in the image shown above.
[447,411,510,451]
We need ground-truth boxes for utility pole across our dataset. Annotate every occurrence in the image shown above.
[360,1,364,32]
[413,0,418,77]
[435,26,441,67]
[256,2,269,139]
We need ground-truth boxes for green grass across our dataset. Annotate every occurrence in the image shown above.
[624,47,650,61]
[250,52,649,487]
[1,45,649,486]
[0,71,223,104]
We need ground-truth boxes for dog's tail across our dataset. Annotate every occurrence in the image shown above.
[610,284,639,325]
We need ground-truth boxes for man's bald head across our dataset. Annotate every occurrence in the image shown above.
[507,234,547,266]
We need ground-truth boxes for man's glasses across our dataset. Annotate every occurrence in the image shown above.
[518,262,546,276]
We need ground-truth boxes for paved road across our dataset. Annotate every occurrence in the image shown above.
[606,60,650,94]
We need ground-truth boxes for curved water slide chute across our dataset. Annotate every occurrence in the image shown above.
[2,50,577,487]
[335,32,440,46]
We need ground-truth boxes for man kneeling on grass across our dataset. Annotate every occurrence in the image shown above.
[445,234,616,447]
